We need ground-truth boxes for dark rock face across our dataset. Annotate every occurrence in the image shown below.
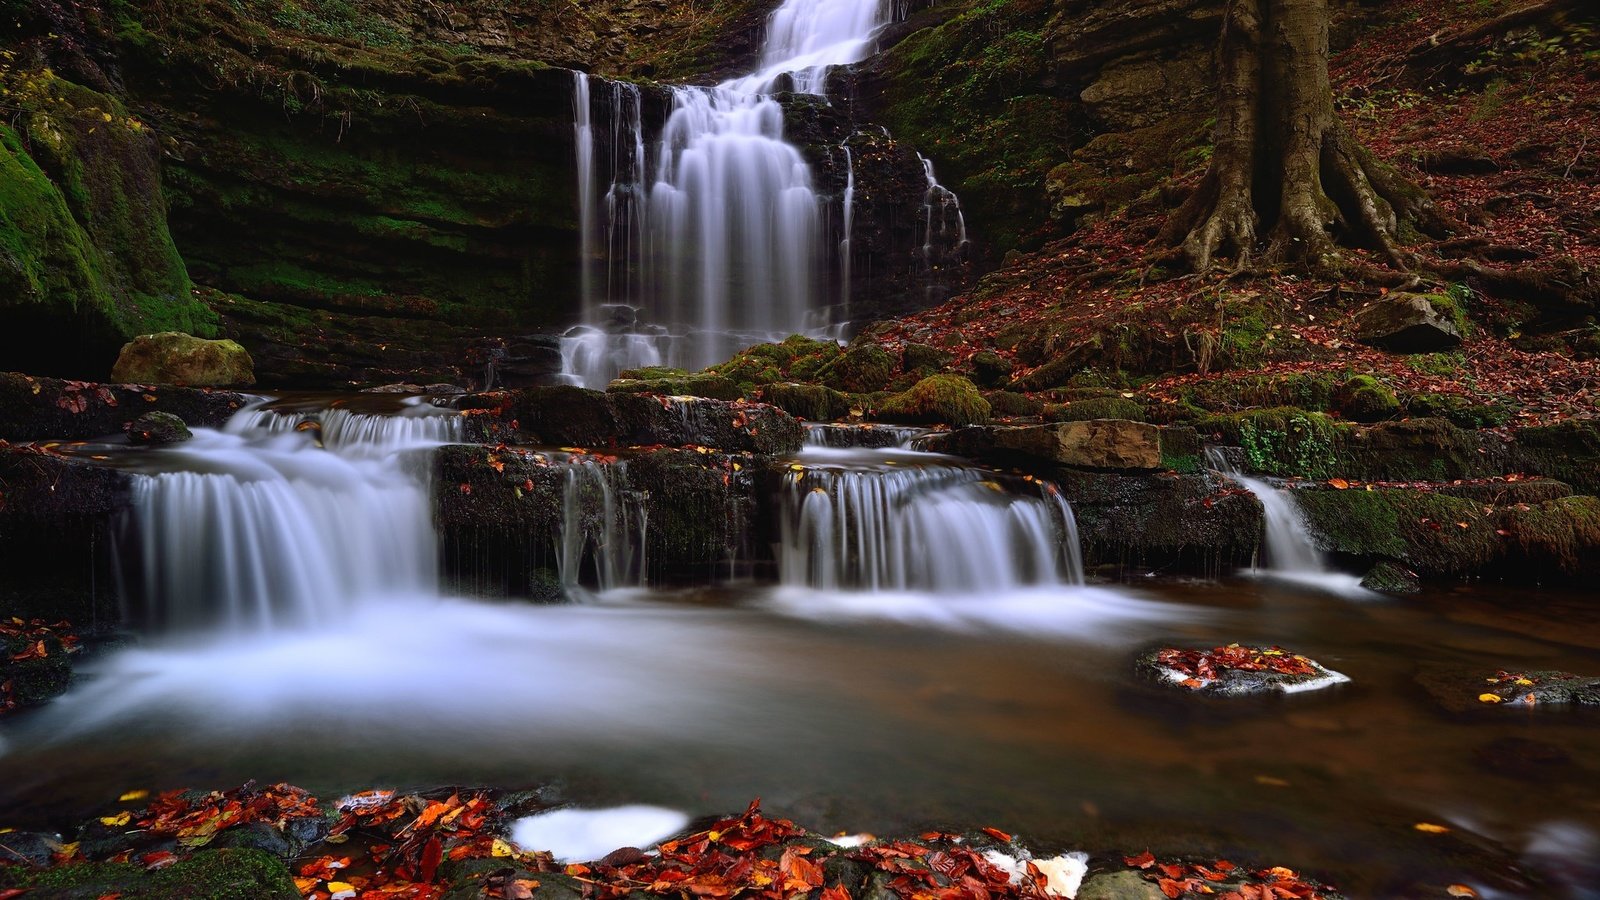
[1354,293,1465,353]
[1061,470,1263,574]
[0,447,132,622]
[435,445,762,596]
[0,372,250,442]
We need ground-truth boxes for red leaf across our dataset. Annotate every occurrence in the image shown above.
[419,836,443,883]
[980,827,1012,842]
[1124,851,1157,869]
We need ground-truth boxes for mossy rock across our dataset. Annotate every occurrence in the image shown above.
[1195,408,1347,479]
[969,350,1014,387]
[127,410,193,445]
[1498,496,1600,579]
[1295,488,1498,577]
[878,375,991,427]
[816,343,895,394]
[708,336,842,388]
[761,382,851,421]
[983,390,1043,417]
[111,332,256,386]
[606,373,742,401]
[0,849,299,898]
[618,366,691,380]
[1406,392,1510,428]
[1043,397,1146,423]
[901,342,953,374]
[1333,375,1399,423]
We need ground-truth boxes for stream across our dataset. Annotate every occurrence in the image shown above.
[1,397,1598,897]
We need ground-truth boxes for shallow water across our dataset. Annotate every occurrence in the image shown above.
[3,579,1598,896]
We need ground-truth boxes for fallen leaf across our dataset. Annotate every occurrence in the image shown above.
[1414,822,1451,834]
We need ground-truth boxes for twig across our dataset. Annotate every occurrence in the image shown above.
[1564,136,1588,180]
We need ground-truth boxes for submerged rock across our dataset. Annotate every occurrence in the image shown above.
[110,332,256,387]
[127,411,192,445]
[1418,666,1600,714]
[1138,644,1351,697]
[1353,292,1463,353]
[1360,560,1421,594]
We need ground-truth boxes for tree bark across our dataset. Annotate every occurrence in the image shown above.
[1162,0,1435,272]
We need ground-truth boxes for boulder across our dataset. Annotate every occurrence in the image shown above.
[760,383,852,421]
[1353,293,1463,353]
[110,332,256,386]
[459,386,805,454]
[993,420,1162,470]
[878,375,991,427]
[1138,645,1351,697]
[127,411,192,445]
[606,372,743,401]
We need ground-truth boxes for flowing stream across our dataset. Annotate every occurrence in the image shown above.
[2,402,1598,896]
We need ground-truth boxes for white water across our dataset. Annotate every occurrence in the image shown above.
[566,0,961,385]
[511,806,690,862]
[130,401,461,631]
[559,459,648,592]
[781,449,1083,592]
[1205,449,1374,597]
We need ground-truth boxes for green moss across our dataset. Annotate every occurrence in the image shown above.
[0,849,299,898]
[1404,352,1466,377]
[1295,488,1497,576]
[815,343,895,393]
[879,375,991,426]
[1042,397,1145,422]
[606,373,742,401]
[1501,496,1600,576]
[1197,408,1347,478]
[761,382,851,421]
[707,337,843,389]
[1334,375,1400,422]
[1407,392,1510,428]
[983,390,1043,417]
[901,342,953,374]
[878,0,1068,252]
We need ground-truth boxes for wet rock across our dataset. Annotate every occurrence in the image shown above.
[1360,560,1421,594]
[210,822,303,858]
[993,420,1162,470]
[1059,470,1262,573]
[1138,645,1351,697]
[462,386,806,454]
[1353,293,1464,353]
[1417,666,1600,714]
[110,332,256,387]
[0,372,251,442]
[816,343,894,393]
[0,831,64,867]
[484,336,565,390]
[1333,375,1399,422]
[1078,871,1165,900]
[900,342,952,374]
[126,411,192,445]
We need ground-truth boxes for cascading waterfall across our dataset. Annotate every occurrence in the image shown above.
[1205,448,1371,596]
[916,154,969,288]
[129,401,463,631]
[564,0,964,386]
[558,459,648,592]
[781,459,1083,592]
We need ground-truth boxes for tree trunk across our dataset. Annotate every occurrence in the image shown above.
[1161,0,1435,272]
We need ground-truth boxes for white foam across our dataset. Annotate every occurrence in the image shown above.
[762,584,1201,639]
[981,850,1089,898]
[825,834,873,848]
[511,806,690,863]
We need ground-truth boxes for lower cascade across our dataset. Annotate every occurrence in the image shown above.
[780,449,1083,592]
[129,399,463,631]
[1205,448,1370,596]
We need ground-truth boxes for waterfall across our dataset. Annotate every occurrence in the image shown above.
[916,153,968,293]
[839,143,855,314]
[803,423,925,448]
[130,402,462,631]
[1205,448,1372,596]
[558,459,648,592]
[564,0,957,386]
[781,460,1083,592]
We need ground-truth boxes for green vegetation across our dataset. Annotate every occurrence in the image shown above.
[0,849,299,899]
[1333,375,1400,422]
[879,374,991,426]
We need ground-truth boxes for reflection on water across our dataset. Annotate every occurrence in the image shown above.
[3,580,1599,895]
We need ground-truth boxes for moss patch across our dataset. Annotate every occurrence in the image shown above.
[879,374,991,426]
[0,848,299,899]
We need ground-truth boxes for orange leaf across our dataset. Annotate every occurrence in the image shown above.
[1327,478,1350,490]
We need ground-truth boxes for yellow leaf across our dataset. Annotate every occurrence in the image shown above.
[1514,678,1534,686]
[327,882,357,899]
[119,790,149,802]
[0,828,14,834]
[708,830,723,842]
[1414,822,1451,834]
[1254,775,1291,787]
[1478,693,1503,704]
[99,812,132,827]
[492,838,516,858]
[789,464,805,472]
[101,111,112,121]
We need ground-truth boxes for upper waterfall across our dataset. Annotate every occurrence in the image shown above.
[565,0,922,385]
